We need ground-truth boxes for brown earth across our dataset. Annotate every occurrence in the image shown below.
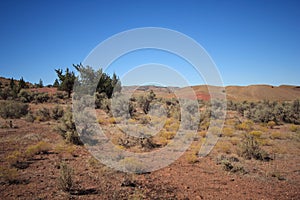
[0,113,299,199]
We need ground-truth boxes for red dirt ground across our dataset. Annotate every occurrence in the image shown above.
[0,117,299,199]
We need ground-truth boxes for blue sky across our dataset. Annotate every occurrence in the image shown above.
[0,0,299,86]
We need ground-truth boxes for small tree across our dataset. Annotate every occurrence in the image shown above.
[38,78,43,88]
[9,78,15,90]
[53,79,60,88]
[18,77,27,90]
[55,68,76,98]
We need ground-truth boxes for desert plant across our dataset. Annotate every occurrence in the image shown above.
[270,132,288,140]
[222,127,234,137]
[267,121,276,129]
[0,101,29,118]
[25,141,51,158]
[25,112,35,122]
[18,89,33,103]
[238,133,268,160]
[51,105,64,120]
[186,152,198,164]
[120,157,145,174]
[56,107,83,145]
[216,141,232,154]
[0,167,19,184]
[58,162,73,192]
[249,130,263,138]
[289,124,298,132]
[6,151,22,167]
[216,155,245,173]
[36,107,50,121]
[33,92,49,103]
[235,120,254,131]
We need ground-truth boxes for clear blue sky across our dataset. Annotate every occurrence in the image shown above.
[0,0,299,86]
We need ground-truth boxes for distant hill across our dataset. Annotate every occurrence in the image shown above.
[123,84,300,101]
[0,76,32,88]
[1,76,299,101]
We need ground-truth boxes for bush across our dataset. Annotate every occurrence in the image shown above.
[18,89,33,103]
[216,155,245,173]
[235,120,254,131]
[51,105,64,120]
[33,92,49,103]
[56,108,83,145]
[58,162,73,192]
[36,107,50,121]
[238,133,268,161]
[120,157,145,173]
[25,112,35,122]
[0,101,29,118]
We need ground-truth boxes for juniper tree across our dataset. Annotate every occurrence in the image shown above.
[55,68,76,98]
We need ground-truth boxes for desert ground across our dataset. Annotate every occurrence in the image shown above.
[0,78,299,199]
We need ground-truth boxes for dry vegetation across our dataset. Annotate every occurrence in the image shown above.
[0,76,299,199]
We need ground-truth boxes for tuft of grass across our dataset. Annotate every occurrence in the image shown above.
[120,157,145,174]
[186,152,198,164]
[0,167,19,184]
[6,151,22,166]
[249,130,263,138]
[230,137,240,146]
[222,127,234,137]
[159,130,176,140]
[216,155,246,174]
[58,162,73,192]
[267,121,276,129]
[289,124,298,132]
[198,130,206,138]
[235,120,254,131]
[25,141,51,158]
[216,141,232,154]
[270,132,288,140]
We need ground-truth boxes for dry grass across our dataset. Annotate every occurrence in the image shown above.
[25,141,51,158]
[216,141,232,154]
[289,124,298,132]
[270,132,289,140]
[230,137,240,146]
[222,127,234,137]
[249,131,263,138]
[235,120,254,131]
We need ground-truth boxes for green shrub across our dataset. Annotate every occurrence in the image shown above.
[56,108,83,145]
[0,101,29,118]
